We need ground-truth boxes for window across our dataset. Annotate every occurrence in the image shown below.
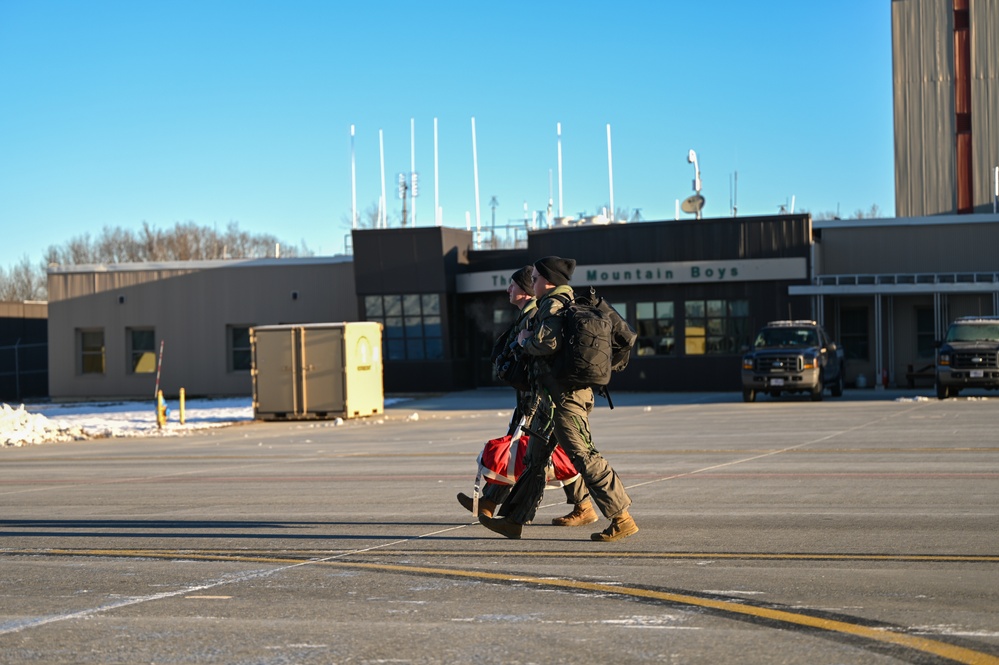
[78,329,105,375]
[684,299,750,355]
[915,308,935,358]
[840,307,869,360]
[635,301,674,355]
[228,325,253,372]
[127,328,156,374]
[365,294,443,360]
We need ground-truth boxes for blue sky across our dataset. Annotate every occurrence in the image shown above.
[0,1,894,269]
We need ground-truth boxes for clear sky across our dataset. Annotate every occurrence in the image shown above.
[0,1,894,270]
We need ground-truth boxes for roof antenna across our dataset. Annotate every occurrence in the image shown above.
[730,171,738,217]
[681,149,705,220]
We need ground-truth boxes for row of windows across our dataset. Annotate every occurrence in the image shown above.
[364,294,443,360]
[489,298,753,357]
[75,303,890,373]
[76,326,251,375]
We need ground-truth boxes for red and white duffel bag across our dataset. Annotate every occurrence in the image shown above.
[476,431,580,489]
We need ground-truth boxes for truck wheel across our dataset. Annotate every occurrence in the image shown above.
[810,376,824,401]
[742,389,756,403]
[936,381,949,400]
[831,371,844,397]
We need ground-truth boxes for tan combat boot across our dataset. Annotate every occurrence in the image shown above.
[456,492,497,518]
[551,500,599,527]
[590,509,639,542]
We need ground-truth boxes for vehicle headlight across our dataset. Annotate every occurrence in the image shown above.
[742,356,754,370]
[802,354,817,369]
[938,353,950,366]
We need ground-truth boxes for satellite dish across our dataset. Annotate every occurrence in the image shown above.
[681,195,705,214]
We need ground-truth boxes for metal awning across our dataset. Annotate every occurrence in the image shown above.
[790,272,999,296]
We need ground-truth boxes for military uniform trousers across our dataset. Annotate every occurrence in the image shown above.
[523,386,630,519]
[484,388,588,505]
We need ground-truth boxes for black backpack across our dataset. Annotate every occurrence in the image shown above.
[552,288,636,391]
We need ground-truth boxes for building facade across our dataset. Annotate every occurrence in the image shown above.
[43,213,999,400]
[351,216,816,393]
[892,0,999,216]
[799,213,999,387]
[47,257,356,400]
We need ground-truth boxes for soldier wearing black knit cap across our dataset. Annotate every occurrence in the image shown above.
[479,256,638,542]
[458,264,594,524]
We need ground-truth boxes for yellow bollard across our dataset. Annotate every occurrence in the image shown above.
[156,390,167,429]
[179,387,186,425]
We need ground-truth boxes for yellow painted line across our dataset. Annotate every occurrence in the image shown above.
[8,549,997,563]
[21,548,999,665]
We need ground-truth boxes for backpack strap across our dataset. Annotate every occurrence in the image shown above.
[596,384,615,409]
[548,292,572,309]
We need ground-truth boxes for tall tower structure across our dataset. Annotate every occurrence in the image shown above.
[892,0,999,216]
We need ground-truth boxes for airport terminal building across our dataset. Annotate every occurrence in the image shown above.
[37,1,999,400]
[44,212,999,399]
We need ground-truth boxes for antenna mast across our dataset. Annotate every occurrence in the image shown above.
[471,117,481,236]
[350,125,357,229]
[379,129,386,228]
[410,118,417,225]
[557,122,564,218]
[606,124,615,222]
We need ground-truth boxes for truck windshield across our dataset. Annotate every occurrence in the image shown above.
[755,328,817,348]
[945,324,999,342]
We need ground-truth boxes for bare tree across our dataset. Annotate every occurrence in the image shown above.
[592,203,633,222]
[0,256,46,301]
[341,201,397,232]
[852,204,882,220]
[2,221,313,302]
[809,204,882,221]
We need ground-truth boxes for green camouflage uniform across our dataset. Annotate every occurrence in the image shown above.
[501,285,631,523]
[485,297,587,505]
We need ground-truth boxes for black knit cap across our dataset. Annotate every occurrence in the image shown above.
[511,265,534,293]
[534,256,576,286]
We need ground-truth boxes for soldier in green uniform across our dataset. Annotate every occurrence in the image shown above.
[479,256,638,542]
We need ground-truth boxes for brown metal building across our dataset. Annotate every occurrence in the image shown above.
[892,0,999,216]
[47,257,356,400]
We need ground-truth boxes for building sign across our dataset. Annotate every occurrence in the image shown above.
[456,258,807,293]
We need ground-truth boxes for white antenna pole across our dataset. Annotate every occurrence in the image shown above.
[471,117,481,233]
[434,117,441,226]
[557,122,564,218]
[379,129,386,228]
[410,117,417,225]
[734,170,738,217]
[547,169,553,227]
[790,195,796,214]
[350,125,357,229]
[606,124,615,222]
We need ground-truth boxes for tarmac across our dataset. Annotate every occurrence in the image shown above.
[1,387,997,664]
